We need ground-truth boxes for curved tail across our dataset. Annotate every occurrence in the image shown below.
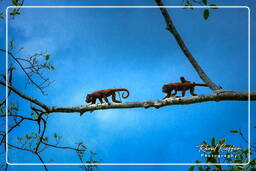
[193,83,208,87]
[115,88,130,98]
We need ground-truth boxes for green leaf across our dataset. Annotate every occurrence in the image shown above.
[211,137,215,146]
[202,0,207,5]
[199,167,203,171]
[209,4,218,9]
[50,66,55,70]
[43,137,48,141]
[219,138,226,145]
[253,125,256,128]
[18,47,24,51]
[10,40,14,49]
[189,166,195,171]
[81,145,87,149]
[17,137,23,141]
[203,9,210,20]
[216,165,222,169]
[45,55,50,61]
[12,0,18,6]
[54,133,58,138]
[195,160,201,163]
[230,130,239,133]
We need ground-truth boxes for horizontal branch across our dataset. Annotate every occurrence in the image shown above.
[44,91,255,116]
[1,80,254,116]
[41,141,85,152]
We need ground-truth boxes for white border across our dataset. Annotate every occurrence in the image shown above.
[5,6,250,166]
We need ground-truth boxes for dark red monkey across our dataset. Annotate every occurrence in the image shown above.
[162,77,207,99]
[86,88,129,104]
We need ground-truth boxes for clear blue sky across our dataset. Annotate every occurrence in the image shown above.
[0,0,256,170]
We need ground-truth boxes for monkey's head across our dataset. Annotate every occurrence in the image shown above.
[180,76,187,83]
[86,94,92,103]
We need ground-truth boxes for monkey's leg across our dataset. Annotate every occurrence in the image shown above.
[112,93,121,103]
[104,96,111,105]
[190,87,197,96]
[182,90,186,97]
[171,89,177,96]
[162,93,171,99]
[92,98,96,104]
[99,98,103,103]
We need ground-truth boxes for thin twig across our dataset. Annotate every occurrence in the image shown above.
[41,141,86,152]
[35,152,48,171]
[35,118,46,152]
[0,118,24,145]
[0,49,47,95]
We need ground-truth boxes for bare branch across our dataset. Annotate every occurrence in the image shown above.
[0,114,37,121]
[35,152,48,171]
[0,49,54,95]
[155,0,221,91]
[0,118,24,145]
[0,66,15,106]
[0,80,49,111]
[8,143,32,152]
[41,141,85,152]
[47,91,255,116]
[34,118,46,152]
[0,80,254,116]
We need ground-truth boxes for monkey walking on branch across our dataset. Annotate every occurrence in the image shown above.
[162,77,207,99]
[86,88,129,104]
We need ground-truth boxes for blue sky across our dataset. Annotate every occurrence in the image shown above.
[1,0,256,170]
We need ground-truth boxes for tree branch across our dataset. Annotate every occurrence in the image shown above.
[35,152,48,171]
[0,80,49,111]
[47,91,254,116]
[155,0,221,91]
[0,118,24,145]
[41,141,85,152]
[0,49,47,95]
[0,80,254,116]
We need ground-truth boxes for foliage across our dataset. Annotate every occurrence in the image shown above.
[190,128,256,171]
[183,0,218,20]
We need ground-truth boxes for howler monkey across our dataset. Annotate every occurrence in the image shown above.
[162,77,207,99]
[86,88,129,104]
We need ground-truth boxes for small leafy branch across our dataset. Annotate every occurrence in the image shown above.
[190,127,256,171]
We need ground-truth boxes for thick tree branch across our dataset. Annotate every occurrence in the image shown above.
[47,91,254,116]
[155,0,221,91]
[0,81,254,116]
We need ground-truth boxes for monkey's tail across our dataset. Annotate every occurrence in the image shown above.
[194,83,208,87]
[115,88,130,98]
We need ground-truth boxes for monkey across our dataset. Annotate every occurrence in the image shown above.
[162,77,207,99]
[86,88,129,104]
